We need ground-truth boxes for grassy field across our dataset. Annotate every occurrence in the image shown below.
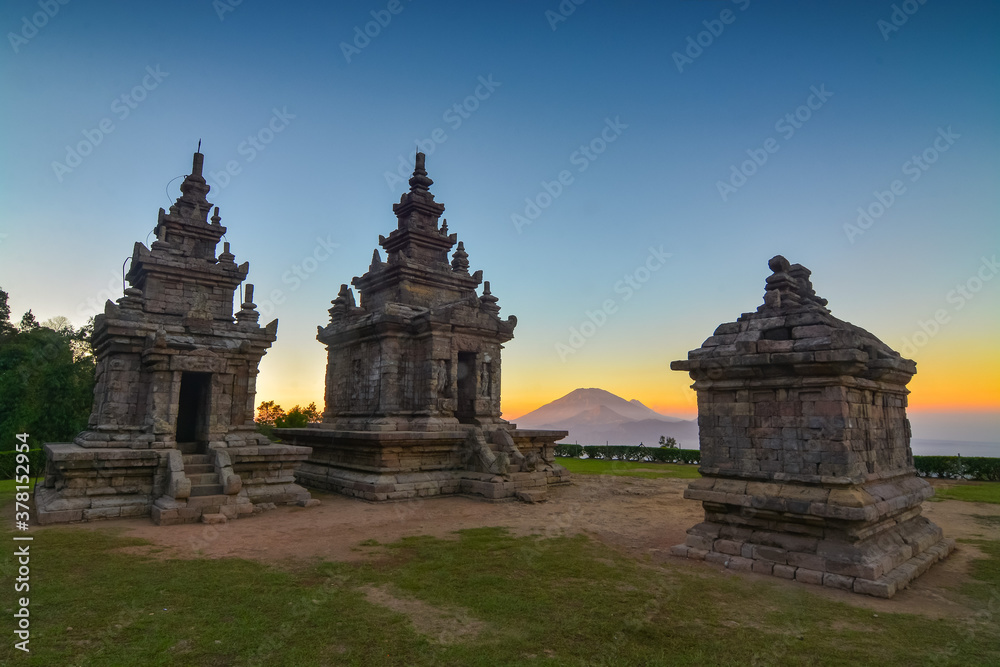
[931,482,1000,505]
[0,522,998,666]
[3,474,1000,665]
[2,514,998,664]
[556,458,702,479]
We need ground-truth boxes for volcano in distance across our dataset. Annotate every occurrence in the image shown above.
[510,388,699,447]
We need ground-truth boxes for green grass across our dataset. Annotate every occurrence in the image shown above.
[557,457,702,479]
[932,482,1000,505]
[0,477,41,504]
[1,520,997,666]
[959,539,1000,603]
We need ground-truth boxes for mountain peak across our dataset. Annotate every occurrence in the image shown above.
[511,387,696,446]
[515,388,682,426]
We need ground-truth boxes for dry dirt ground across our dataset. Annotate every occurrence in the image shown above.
[65,474,1000,620]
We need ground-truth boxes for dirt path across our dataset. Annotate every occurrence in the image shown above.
[61,475,999,619]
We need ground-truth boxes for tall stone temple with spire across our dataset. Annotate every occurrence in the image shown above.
[36,149,314,525]
[282,153,570,501]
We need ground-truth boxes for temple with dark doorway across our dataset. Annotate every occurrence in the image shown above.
[36,149,315,525]
[282,153,570,501]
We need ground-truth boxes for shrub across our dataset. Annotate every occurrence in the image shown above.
[962,457,1000,482]
[554,444,584,458]
[913,455,1000,481]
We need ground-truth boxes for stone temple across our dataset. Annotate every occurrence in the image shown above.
[670,255,953,598]
[282,153,570,501]
[36,149,314,525]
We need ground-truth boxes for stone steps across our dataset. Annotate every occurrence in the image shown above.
[182,453,222,498]
[190,484,225,497]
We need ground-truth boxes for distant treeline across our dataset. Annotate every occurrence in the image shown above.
[913,456,1000,481]
[553,446,1000,481]
[554,444,700,464]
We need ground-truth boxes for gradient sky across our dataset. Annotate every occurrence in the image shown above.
[2,1,997,445]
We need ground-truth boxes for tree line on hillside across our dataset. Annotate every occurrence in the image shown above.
[255,400,322,438]
[0,287,96,452]
[0,286,326,453]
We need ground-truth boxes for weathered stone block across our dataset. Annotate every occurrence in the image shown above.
[795,568,824,585]
[773,564,796,580]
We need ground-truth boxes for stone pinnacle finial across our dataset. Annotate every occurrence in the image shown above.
[170,146,212,223]
[409,151,434,193]
[451,241,470,273]
[329,284,357,320]
[236,283,260,324]
[480,280,500,314]
[192,150,204,178]
[759,255,829,313]
[219,241,235,264]
[788,263,829,309]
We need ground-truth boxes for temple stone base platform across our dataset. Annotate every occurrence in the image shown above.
[669,473,955,598]
[36,439,314,526]
[282,426,570,502]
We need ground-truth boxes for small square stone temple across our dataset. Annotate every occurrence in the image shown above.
[35,149,314,525]
[670,255,953,598]
[281,153,569,501]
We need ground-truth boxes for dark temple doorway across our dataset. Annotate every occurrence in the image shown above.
[456,352,477,424]
[176,372,211,451]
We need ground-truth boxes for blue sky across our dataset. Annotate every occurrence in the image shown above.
[2,0,997,445]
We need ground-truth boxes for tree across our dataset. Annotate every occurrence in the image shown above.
[275,402,322,429]
[256,400,321,439]
[255,400,286,426]
[0,287,14,337]
[0,292,96,452]
[18,310,38,331]
[301,402,321,422]
[659,436,678,448]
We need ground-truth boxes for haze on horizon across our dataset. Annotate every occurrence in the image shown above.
[2,1,997,448]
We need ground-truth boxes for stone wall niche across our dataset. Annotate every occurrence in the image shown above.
[36,149,315,526]
[669,255,953,598]
[281,153,569,502]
